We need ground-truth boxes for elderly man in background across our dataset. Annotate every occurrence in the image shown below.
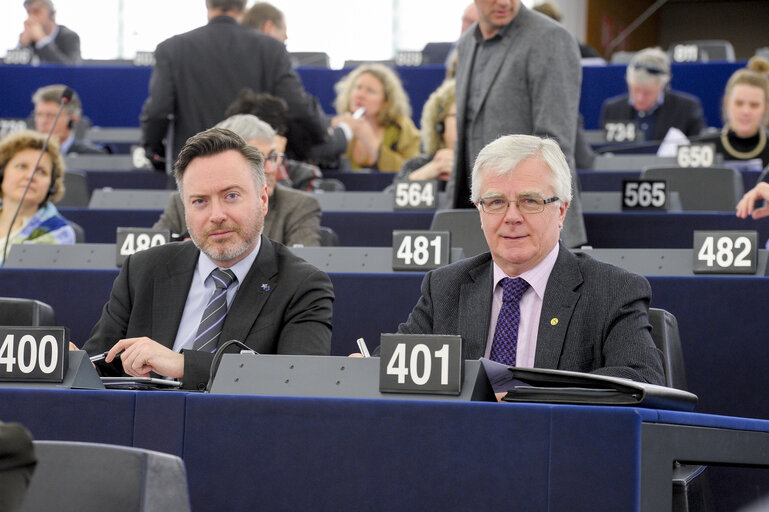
[18,0,81,64]
[31,84,105,155]
[600,47,707,141]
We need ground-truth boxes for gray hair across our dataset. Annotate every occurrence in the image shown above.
[24,0,56,19]
[32,84,81,117]
[470,134,572,204]
[626,47,671,88]
[215,114,275,144]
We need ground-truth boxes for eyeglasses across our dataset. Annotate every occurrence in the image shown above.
[632,62,668,76]
[478,195,559,215]
[265,152,285,167]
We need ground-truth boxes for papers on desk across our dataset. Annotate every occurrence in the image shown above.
[480,359,697,412]
[100,377,182,390]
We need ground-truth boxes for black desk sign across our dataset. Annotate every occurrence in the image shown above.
[693,230,758,274]
[0,327,68,383]
[676,143,716,168]
[393,179,438,210]
[622,179,668,210]
[603,121,639,143]
[379,334,463,395]
[116,227,170,267]
[392,230,450,271]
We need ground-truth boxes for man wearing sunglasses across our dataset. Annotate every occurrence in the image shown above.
[398,134,664,386]
[600,47,707,141]
[155,114,321,247]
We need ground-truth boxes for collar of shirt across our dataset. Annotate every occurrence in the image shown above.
[35,24,59,49]
[472,16,514,45]
[60,131,75,155]
[486,242,560,367]
[195,235,262,287]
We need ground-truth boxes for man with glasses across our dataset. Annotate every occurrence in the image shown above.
[154,114,321,246]
[31,84,106,155]
[398,134,664,386]
[600,47,707,141]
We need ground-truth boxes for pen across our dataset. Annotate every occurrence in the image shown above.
[89,351,120,362]
[356,338,370,358]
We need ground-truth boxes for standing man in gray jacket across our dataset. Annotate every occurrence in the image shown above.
[450,0,587,248]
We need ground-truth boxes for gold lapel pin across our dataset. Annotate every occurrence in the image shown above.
[550,318,558,326]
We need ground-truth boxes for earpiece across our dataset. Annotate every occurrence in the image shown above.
[435,121,445,135]
[67,118,74,130]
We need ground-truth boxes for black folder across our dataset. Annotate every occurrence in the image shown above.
[501,366,697,412]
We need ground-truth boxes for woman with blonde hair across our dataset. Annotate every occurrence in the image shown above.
[395,79,456,184]
[702,56,769,167]
[0,129,74,266]
[332,63,420,171]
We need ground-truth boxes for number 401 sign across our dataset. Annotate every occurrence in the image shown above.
[379,334,463,395]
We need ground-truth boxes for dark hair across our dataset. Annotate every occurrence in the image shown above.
[206,0,246,12]
[225,88,289,136]
[242,2,284,30]
[174,127,265,191]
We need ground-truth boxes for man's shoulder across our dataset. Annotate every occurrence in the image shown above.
[428,252,492,283]
[666,89,705,107]
[56,24,79,39]
[601,94,630,110]
[274,185,320,208]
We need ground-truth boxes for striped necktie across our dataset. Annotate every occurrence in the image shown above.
[192,268,237,352]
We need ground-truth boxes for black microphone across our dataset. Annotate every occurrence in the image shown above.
[2,88,73,265]
[205,340,258,393]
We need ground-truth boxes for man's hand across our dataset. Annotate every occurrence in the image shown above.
[736,182,769,219]
[106,337,184,379]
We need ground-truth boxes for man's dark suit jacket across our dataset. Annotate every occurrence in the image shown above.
[139,15,325,161]
[398,243,665,385]
[83,236,334,390]
[24,24,80,64]
[599,89,707,140]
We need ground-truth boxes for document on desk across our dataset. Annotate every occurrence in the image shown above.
[480,359,697,412]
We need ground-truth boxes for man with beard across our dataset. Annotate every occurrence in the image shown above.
[82,128,334,390]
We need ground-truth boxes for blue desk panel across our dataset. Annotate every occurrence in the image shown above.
[59,208,434,246]
[584,211,769,248]
[1,62,741,130]
[2,268,769,425]
[0,388,768,511]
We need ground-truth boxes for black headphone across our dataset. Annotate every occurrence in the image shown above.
[435,104,446,135]
[67,118,74,130]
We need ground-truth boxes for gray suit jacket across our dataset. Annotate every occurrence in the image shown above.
[25,24,80,64]
[451,6,587,248]
[83,236,334,390]
[153,184,321,247]
[398,244,665,385]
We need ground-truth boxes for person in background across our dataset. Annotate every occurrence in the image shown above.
[600,47,707,141]
[532,1,600,59]
[18,0,81,64]
[242,1,287,43]
[700,56,769,168]
[394,79,456,186]
[332,64,420,172]
[154,114,321,247]
[451,0,587,248]
[226,89,323,190]
[0,130,75,267]
[446,3,479,79]
[31,84,106,155]
[140,0,325,168]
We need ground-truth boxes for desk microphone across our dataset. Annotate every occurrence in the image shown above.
[205,339,258,393]
[2,87,73,265]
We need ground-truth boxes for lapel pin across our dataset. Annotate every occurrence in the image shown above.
[550,318,558,326]
[261,283,270,292]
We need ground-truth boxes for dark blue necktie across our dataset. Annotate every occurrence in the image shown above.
[489,277,530,366]
[192,268,237,352]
